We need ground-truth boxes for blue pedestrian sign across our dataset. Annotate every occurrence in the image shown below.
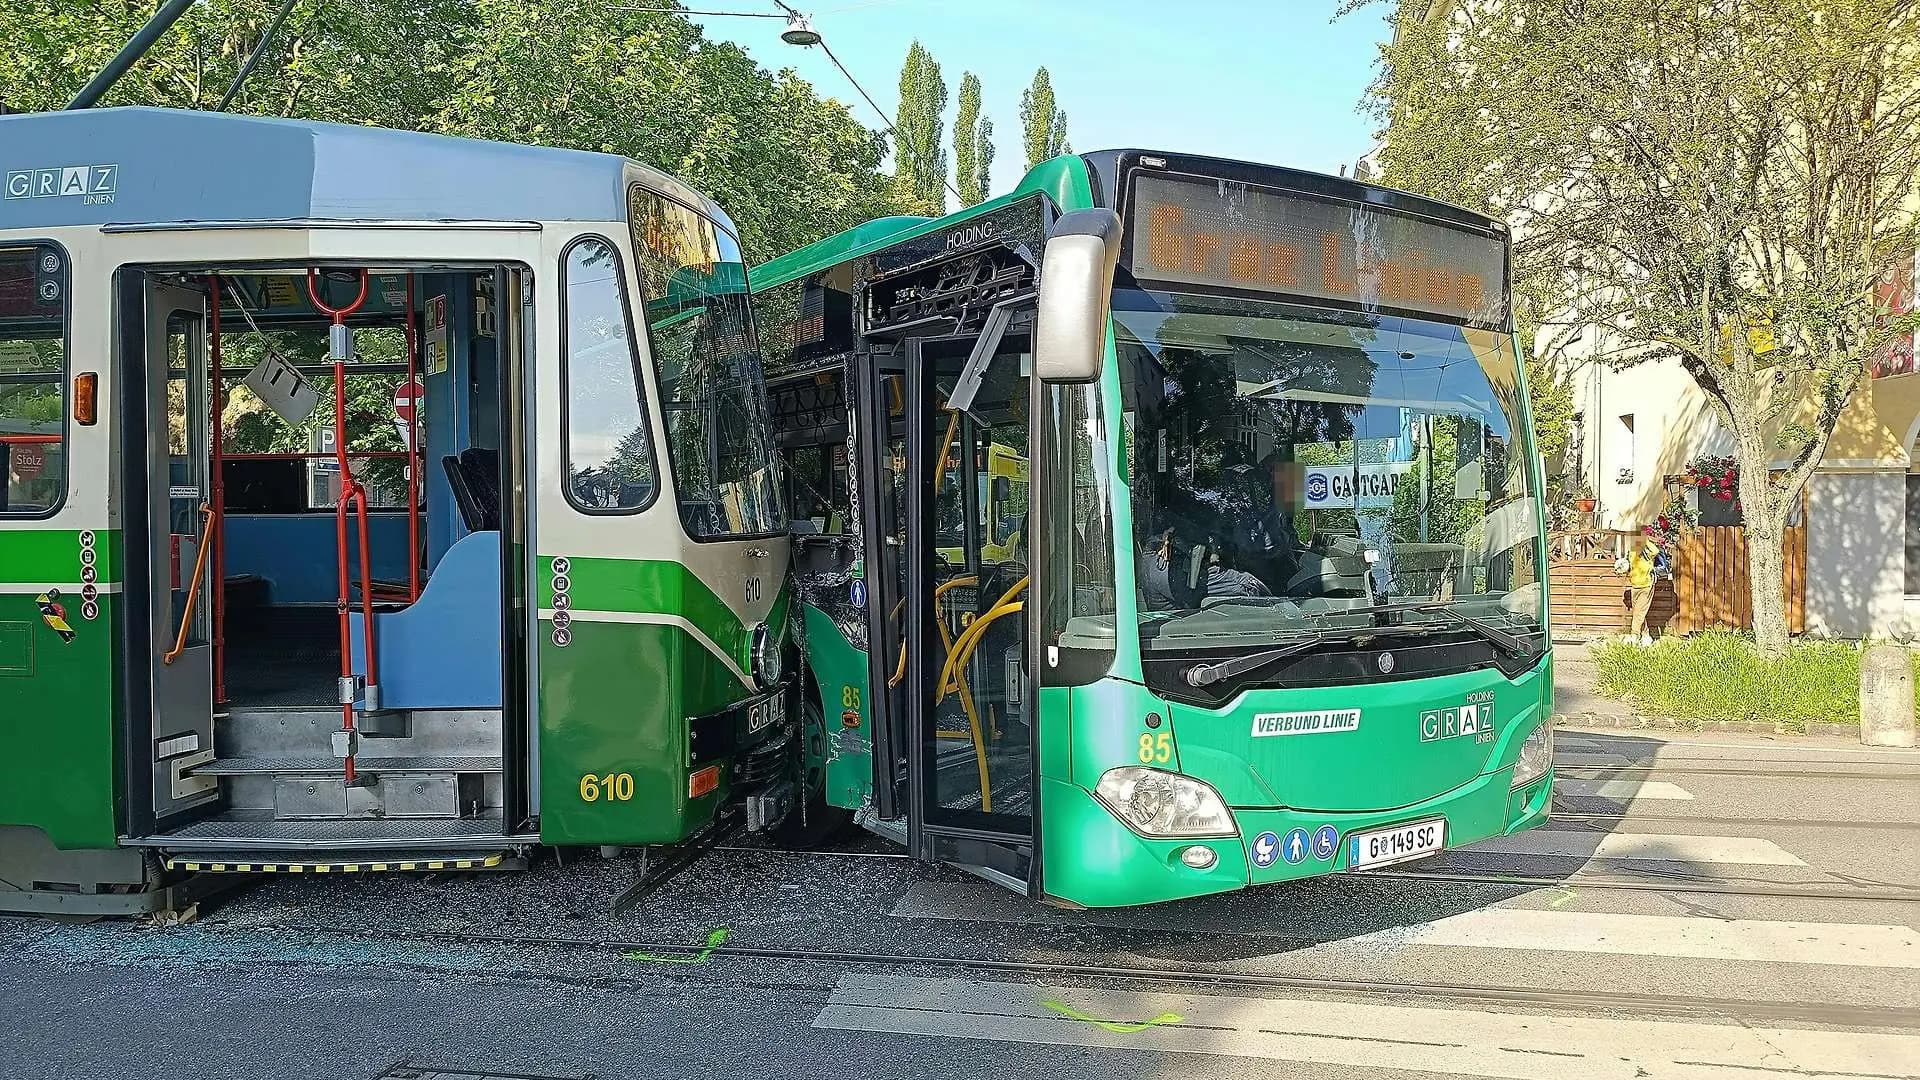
[1250,831,1280,868]
[1312,824,1339,861]
[1282,827,1310,865]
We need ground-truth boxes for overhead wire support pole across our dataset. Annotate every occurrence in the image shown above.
[215,0,302,112]
[65,0,198,109]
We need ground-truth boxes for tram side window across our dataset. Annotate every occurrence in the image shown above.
[563,236,657,512]
[0,245,67,517]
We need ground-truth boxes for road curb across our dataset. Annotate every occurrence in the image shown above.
[1551,712,1856,738]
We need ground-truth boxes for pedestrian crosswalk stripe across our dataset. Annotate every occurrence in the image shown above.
[813,974,1920,1079]
[1555,779,1694,800]
[1465,830,1805,866]
[1344,908,1918,968]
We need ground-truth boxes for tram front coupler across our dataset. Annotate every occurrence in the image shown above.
[745,781,797,832]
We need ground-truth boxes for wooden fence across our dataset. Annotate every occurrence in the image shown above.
[1548,526,1806,639]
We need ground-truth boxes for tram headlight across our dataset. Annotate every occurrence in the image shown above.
[1511,721,1554,789]
[750,621,783,690]
[1093,767,1236,839]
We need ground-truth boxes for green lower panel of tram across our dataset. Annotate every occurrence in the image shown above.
[536,560,792,847]
[0,530,122,852]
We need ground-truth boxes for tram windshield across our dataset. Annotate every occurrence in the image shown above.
[630,186,785,539]
[1119,291,1544,659]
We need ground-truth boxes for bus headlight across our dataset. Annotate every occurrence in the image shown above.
[1511,722,1554,789]
[1093,767,1236,839]
[750,622,783,690]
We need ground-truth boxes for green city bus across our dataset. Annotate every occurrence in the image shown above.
[761,150,1554,907]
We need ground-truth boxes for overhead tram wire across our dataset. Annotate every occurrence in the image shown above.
[613,6,786,14]
[610,2,963,206]
[768,0,965,205]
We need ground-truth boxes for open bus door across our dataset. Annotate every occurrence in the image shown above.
[858,303,1040,896]
[128,278,220,830]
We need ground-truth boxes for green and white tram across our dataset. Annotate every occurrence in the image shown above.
[0,107,795,913]
[760,150,1555,908]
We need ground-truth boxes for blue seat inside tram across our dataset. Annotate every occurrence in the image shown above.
[224,513,411,604]
[349,528,502,711]
[202,272,504,711]
[343,446,505,712]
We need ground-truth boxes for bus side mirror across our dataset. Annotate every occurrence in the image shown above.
[1034,209,1122,383]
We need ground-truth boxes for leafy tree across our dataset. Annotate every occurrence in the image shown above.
[1019,66,1069,169]
[954,71,994,206]
[0,0,893,257]
[890,40,948,216]
[1364,0,1920,656]
[1521,331,1574,472]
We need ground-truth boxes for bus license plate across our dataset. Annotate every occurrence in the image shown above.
[1348,818,1447,870]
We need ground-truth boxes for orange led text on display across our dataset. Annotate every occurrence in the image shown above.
[1139,203,1488,315]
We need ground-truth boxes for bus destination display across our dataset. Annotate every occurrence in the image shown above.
[1127,173,1507,325]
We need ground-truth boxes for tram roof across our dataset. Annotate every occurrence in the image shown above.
[0,106,730,233]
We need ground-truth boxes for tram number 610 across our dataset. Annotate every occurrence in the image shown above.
[580,772,635,802]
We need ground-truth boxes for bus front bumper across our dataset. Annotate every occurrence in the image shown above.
[1040,763,1553,909]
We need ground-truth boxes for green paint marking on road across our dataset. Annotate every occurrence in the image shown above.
[1547,888,1579,908]
[1038,998,1183,1033]
[624,927,731,964]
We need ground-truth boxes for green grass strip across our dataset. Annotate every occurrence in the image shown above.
[1589,631,1916,731]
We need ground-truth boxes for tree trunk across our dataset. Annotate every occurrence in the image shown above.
[1747,517,1791,658]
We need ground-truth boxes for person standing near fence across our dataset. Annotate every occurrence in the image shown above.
[1615,536,1662,644]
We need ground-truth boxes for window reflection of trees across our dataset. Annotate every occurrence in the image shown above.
[565,237,656,511]
[629,185,783,537]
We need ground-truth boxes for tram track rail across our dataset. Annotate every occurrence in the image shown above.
[1360,867,1920,902]
[1554,763,1919,781]
[717,845,1920,902]
[1545,808,1920,831]
[249,919,1920,1031]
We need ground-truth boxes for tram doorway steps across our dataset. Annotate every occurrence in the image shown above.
[161,848,524,875]
[171,705,506,824]
[125,813,526,852]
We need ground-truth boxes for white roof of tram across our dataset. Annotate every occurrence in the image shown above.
[0,106,732,233]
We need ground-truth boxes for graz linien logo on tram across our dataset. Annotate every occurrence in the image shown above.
[5,164,120,205]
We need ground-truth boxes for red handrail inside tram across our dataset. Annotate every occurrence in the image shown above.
[307,268,375,786]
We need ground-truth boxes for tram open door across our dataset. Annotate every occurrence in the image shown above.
[855,210,1122,900]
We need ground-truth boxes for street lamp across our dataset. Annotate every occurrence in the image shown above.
[780,13,822,46]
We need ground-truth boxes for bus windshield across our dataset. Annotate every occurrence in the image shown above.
[1118,289,1544,659]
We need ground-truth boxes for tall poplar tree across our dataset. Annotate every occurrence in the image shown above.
[891,41,949,215]
[953,71,994,206]
[1019,66,1069,169]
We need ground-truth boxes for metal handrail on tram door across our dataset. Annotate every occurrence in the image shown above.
[307,269,378,785]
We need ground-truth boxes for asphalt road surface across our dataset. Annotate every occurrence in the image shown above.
[3,727,1916,1080]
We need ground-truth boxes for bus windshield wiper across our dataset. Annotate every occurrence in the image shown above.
[1183,629,1356,688]
[1406,602,1535,657]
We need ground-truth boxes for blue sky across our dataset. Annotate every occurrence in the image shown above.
[686,1,1389,209]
